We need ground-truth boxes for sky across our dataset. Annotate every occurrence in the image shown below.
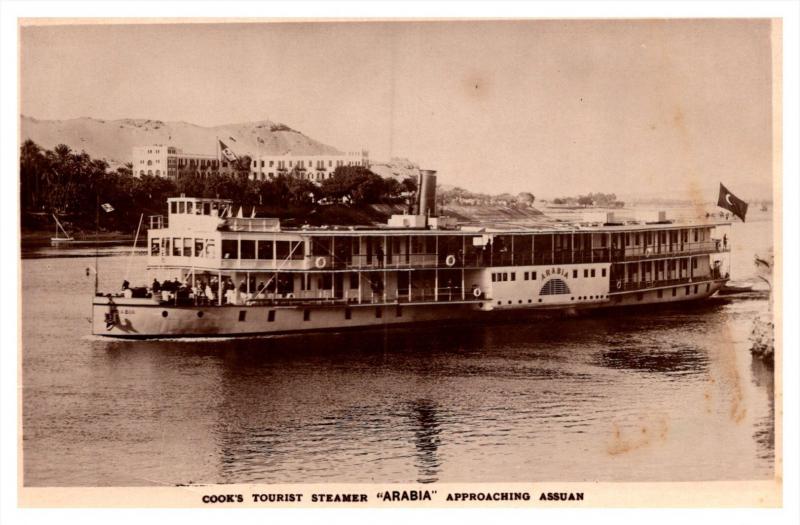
[20,19,775,199]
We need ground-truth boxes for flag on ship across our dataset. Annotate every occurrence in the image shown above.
[101,203,115,213]
[219,140,238,162]
[717,183,748,222]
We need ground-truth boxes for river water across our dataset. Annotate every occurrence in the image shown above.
[21,209,776,486]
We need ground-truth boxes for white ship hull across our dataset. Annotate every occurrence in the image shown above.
[92,279,725,338]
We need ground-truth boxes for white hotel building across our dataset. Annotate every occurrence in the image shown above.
[249,150,370,182]
[132,145,243,179]
[133,145,368,183]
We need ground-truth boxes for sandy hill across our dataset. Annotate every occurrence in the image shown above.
[20,115,342,168]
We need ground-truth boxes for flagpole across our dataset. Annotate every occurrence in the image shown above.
[94,193,99,294]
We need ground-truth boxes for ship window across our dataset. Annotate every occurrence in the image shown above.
[396,305,402,317]
[685,286,690,295]
[240,240,256,259]
[584,269,588,278]
[591,269,596,277]
[573,269,578,278]
[502,273,508,281]
[524,272,529,280]
[195,239,204,257]
[178,201,185,214]
[375,307,382,319]
[203,202,211,215]
[349,272,359,289]
[706,283,710,292]
[257,240,273,260]
[540,278,571,295]
[162,238,170,256]
[692,258,698,269]
[222,239,238,259]
[268,310,275,322]
[173,237,182,256]
[672,288,677,297]
[694,285,698,294]
[186,202,193,214]
[491,273,497,282]
[205,240,215,258]
[304,309,311,321]
[531,271,536,280]
[238,310,246,322]
[657,289,663,298]
[183,238,192,257]
[602,268,607,277]
[345,308,352,320]
[151,238,160,256]
[510,272,516,281]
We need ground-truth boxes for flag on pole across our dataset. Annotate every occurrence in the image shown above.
[219,140,238,162]
[101,203,115,213]
[717,183,748,222]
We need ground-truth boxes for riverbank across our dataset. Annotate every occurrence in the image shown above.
[22,229,135,242]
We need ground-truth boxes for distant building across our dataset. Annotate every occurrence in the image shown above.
[248,150,369,182]
[132,145,244,179]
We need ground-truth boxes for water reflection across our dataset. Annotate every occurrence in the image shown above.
[598,344,709,376]
[749,357,775,465]
[408,399,442,483]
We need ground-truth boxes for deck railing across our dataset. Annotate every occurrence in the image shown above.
[611,274,722,293]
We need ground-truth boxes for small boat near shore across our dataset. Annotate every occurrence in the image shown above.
[718,282,754,295]
[50,214,74,244]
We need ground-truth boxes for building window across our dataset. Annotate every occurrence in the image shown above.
[345,308,352,320]
[672,288,677,297]
[222,239,238,259]
[685,286,691,295]
[510,272,516,281]
[492,273,496,282]
[524,271,529,280]
[238,311,246,322]
[375,307,382,319]
[240,240,256,259]
[531,271,536,280]
[601,268,607,277]
[268,310,275,322]
[584,269,589,278]
[396,305,402,317]
[657,289,663,298]
[303,309,311,321]
[591,269,596,277]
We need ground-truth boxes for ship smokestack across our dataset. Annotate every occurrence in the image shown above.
[417,169,437,219]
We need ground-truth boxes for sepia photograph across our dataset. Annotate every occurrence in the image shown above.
[6,9,794,512]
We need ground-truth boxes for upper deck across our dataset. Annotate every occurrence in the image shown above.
[147,196,730,272]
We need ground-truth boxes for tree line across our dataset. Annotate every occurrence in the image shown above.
[20,140,416,232]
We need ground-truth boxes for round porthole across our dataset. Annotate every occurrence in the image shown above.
[162,311,168,318]
[197,311,204,318]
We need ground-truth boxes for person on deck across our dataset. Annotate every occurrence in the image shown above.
[151,278,161,294]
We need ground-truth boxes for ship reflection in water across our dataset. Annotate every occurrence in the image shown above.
[22,251,775,486]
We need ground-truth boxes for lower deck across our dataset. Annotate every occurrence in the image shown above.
[93,278,726,338]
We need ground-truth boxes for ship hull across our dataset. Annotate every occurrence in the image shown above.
[92,279,725,338]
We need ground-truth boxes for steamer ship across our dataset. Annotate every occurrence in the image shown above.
[92,171,731,338]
